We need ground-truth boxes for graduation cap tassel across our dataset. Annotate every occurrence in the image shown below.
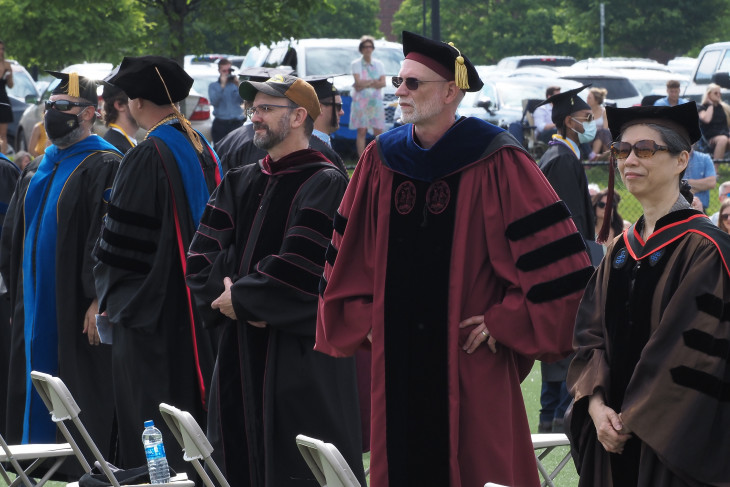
[448,42,469,90]
[68,72,80,98]
[154,67,203,153]
[597,154,616,244]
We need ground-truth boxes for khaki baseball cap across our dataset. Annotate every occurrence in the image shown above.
[239,74,321,120]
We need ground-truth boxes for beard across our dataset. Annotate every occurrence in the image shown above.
[399,95,442,125]
[49,123,87,148]
[253,115,290,151]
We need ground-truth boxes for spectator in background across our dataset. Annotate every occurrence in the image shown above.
[101,84,138,154]
[350,35,386,156]
[698,83,730,162]
[654,79,689,107]
[592,189,624,247]
[534,85,560,143]
[12,150,31,170]
[587,87,612,161]
[209,58,245,144]
[28,120,48,157]
[717,199,730,233]
[710,180,730,224]
[685,145,716,211]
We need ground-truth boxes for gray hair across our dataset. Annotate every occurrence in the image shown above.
[720,180,730,197]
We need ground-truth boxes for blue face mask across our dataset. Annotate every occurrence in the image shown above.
[571,119,597,144]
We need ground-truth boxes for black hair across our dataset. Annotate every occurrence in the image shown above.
[643,123,693,202]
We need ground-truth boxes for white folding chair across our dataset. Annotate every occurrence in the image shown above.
[295,434,361,487]
[0,430,74,487]
[531,433,572,487]
[158,403,230,487]
[30,371,193,487]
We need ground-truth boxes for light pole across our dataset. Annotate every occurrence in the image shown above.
[600,3,605,57]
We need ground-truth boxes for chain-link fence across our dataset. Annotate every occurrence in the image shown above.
[585,160,730,223]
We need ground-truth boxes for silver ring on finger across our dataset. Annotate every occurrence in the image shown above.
[481,330,488,338]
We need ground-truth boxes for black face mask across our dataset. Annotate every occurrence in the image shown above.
[44,107,84,139]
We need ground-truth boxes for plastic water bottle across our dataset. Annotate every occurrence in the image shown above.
[142,420,170,484]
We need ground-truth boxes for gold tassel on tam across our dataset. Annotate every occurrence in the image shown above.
[153,66,203,153]
[68,72,80,98]
[448,42,469,90]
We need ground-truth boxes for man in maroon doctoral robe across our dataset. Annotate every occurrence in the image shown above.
[315,31,594,487]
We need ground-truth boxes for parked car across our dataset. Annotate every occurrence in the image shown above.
[457,76,581,127]
[5,60,40,153]
[242,38,404,159]
[511,66,642,107]
[18,62,213,151]
[684,42,730,103]
[667,56,697,78]
[496,55,576,71]
[572,57,671,72]
[615,68,688,99]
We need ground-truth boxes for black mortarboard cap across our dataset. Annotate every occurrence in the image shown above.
[48,71,100,106]
[402,31,483,92]
[101,82,124,101]
[606,102,701,145]
[105,56,192,105]
[238,66,294,82]
[537,85,592,125]
[302,75,341,101]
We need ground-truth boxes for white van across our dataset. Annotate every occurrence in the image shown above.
[683,41,730,102]
[242,38,404,158]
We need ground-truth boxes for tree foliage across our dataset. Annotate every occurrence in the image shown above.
[0,0,149,70]
[392,0,574,65]
[301,0,382,40]
[139,0,328,63]
[556,0,728,62]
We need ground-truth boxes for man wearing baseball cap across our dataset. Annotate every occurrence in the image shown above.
[185,74,363,486]
[93,55,221,473]
[315,31,593,486]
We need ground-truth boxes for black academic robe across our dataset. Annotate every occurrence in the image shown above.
[538,141,594,241]
[1,145,120,475]
[0,155,20,436]
[93,125,218,474]
[103,128,135,154]
[185,149,365,487]
[538,140,595,383]
[216,123,348,175]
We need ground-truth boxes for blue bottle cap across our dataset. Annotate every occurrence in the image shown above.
[144,420,154,427]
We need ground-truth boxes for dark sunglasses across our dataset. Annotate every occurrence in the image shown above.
[722,214,730,221]
[596,201,607,209]
[321,102,343,111]
[45,100,92,112]
[610,140,670,159]
[392,76,448,91]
